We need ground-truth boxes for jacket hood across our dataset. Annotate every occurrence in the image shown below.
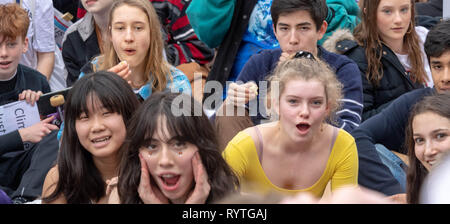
[322,28,355,54]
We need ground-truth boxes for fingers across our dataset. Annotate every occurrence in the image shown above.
[108,61,131,80]
[226,82,258,106]
[186,151,210,204]
[19,90,42,106]
[138,152,151,188]
[42,115,56,123]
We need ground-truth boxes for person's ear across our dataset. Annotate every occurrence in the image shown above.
[317,20,328,40]
[271,94,280,120]
[273,23,279,39]
[22,37,28,53]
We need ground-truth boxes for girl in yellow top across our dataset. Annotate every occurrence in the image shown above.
[223,55,358,198]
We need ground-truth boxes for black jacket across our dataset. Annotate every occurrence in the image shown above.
[61,13,101,87]
[415,0,442,18]
[202,0,257,106]
[340,41,424,121]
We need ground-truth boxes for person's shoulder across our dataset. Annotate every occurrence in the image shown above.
[322,46,358,66]
[19,64,47,81]
[249,48,282,63]
[64,13,94,41]
[396,87,434,103]
[228,129,255,147]
[42,166,59,196]
[336,128,356,146]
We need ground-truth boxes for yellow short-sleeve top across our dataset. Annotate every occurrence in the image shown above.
[222,129,358,198]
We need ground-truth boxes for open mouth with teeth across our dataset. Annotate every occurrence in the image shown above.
[296,123,311,134]
[0,61,12,68]
[159,174,181,190]
[91,136,111,143]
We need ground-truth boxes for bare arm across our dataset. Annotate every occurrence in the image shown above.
[36,51,55,80]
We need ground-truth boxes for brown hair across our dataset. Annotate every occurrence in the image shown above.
[354,0,427,86]
[0,3,29,41]
[98,0,170,91]
[405,92,450,204]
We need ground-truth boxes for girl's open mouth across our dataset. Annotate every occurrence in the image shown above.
[159,174,181,191]
[296,123,311,134]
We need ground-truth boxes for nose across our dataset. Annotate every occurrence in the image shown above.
[441,66,450,85]
[298,102,310,118]
[424,140,439,160]
[288,29,299,45]
[90,116,106,133]
[0,45,7,58]
[125,27,134,42]
[158,146,174,168]
[393,11,403,24]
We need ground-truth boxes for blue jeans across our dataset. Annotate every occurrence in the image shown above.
[375,144,407,192]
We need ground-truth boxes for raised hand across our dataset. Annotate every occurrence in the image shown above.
[108,61,132,81]
[18,116,59,143]
[225,81,258,107]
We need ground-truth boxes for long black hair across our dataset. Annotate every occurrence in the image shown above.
[42,71,140,203]
[118,92,239,203]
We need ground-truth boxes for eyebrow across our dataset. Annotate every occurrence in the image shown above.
[113,21,146,25]
[285,95,325,99]
[413,128,449,136]
[277,22,312,27]
[430,61,442,64]
[147,135,185,144]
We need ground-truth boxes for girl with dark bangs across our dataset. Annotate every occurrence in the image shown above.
[41,71,140,204]
[112,92,239,204]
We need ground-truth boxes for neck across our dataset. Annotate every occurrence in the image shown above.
[93,155,119,182]
[312,46,319,58]
[128,64,146,89]
[273,122,315,153]
[93,14,109,35]
[0,69,17,81]
[383,38,406,54]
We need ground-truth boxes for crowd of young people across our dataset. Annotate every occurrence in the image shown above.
[0,0,449,205]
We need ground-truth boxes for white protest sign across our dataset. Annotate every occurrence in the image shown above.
[0,100,41,136]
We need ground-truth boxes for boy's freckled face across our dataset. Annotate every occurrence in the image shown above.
[0,35,28,80]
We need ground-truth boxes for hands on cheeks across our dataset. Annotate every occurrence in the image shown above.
[138,152,170,204]
[137,151,211,204]
[185,151,211,204]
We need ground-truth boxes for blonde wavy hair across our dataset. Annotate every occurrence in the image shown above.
[98,0,170,91]
[268,58,343,123]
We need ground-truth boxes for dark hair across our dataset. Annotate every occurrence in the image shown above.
[118,92,239,204]
[271,0,327,31]
[42,71,140,204]
[424,19,450,62]
[354,0,426,86]
[405,92,450,204]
